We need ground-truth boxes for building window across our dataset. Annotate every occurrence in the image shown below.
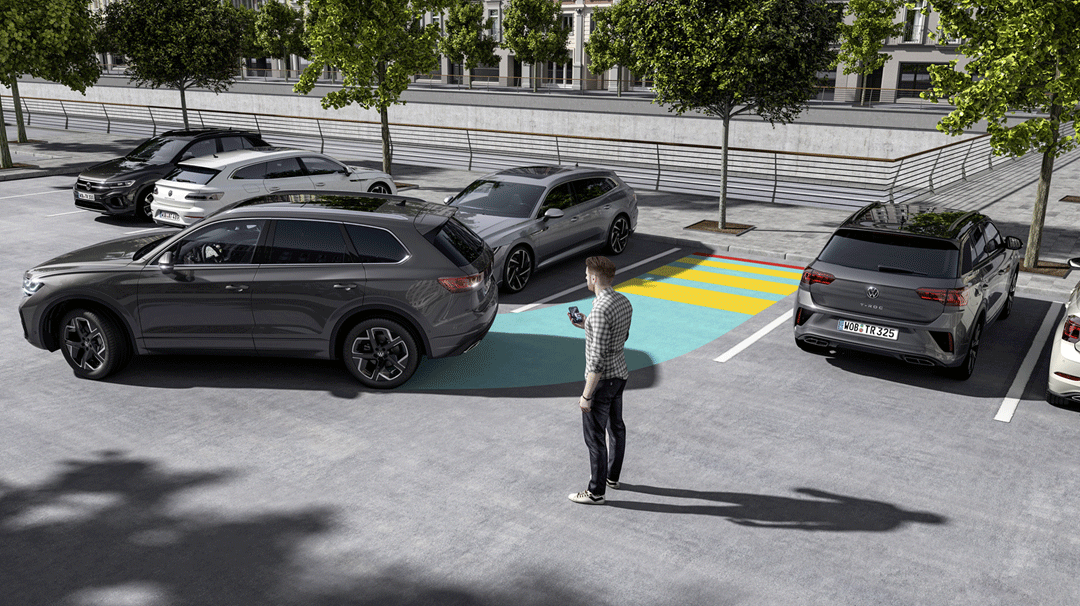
[547,61,571,86]
[902,1,926,42]
[562,14,573,37]
[897,63,948,98]
[487,9,500,41]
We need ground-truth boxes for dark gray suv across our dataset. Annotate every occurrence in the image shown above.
[793,203,1023,380]
[21,192,497,389]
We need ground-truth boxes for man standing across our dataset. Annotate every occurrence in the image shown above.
[568,256,633,505]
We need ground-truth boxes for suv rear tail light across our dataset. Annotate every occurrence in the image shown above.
[1062,315,1080,343]
[438,272,484,293]
[800,268,835,286]
[185,192,224,201]
[794,307,813,326]
[916,287,967,306]
[1054,371,1080,382]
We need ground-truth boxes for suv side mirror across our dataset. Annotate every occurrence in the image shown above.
[543,208,564,220]
[158,251,175,274]
[1005,236,1023,251]
[1069,257,1080,270]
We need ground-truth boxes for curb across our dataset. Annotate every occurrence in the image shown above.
[635,231,815,266]
[0,164,92,182]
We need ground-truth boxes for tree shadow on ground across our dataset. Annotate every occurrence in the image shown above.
[608,484,947,532]
[0,451,600,606]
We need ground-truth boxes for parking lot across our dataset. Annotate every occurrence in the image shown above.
[4,172,1080,605]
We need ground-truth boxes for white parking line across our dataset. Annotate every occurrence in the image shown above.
[1,191,55,200]
[123,228,166,235]
[45,210,89,217]
[994,304,1062,423]
[511,247,681,313]
[714,309,794,363]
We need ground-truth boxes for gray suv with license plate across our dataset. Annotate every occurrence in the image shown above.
[21,192,497,389]
[793,203,1023,380]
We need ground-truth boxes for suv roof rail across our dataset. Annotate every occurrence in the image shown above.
[946,209,982,234]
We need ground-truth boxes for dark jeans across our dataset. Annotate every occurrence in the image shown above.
[582,377,627,497]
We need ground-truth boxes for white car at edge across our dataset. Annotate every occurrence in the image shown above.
[149,147,397,227]
[1047,257,1080,406]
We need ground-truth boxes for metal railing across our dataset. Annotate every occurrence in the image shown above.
[3,93,1053,210]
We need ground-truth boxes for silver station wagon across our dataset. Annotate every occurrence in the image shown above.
[794,203,1023,380]
[446,166,638,293]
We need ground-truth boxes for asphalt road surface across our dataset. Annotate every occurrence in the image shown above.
[3,174,1079,605]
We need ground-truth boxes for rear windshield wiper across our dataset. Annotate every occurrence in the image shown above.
[877,265,927,276]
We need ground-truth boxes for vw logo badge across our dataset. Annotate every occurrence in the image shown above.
[866,286,879,299]
[167,190,173,197]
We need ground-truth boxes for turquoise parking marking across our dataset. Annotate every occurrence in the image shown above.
[638,273,786,302]
[408,292,753,390]
[669,260,802,286]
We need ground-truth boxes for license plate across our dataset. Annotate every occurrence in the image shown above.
[156,210,180,221]
[838,319,898,340]
[75,191,94,201]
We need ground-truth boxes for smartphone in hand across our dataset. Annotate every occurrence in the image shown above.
[568,306,584,324]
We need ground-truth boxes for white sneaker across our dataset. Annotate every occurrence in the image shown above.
[568,490,605,505]
[606,479,620,489]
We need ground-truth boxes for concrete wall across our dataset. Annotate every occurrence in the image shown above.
[11,77,987,160]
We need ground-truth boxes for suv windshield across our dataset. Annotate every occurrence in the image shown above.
[818,229,960,279]
[428,217,488,268]
[126,137,188,163]
[447,180,544,218]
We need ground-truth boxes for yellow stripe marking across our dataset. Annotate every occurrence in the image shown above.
[676,256,803,280]
[617,278,777,315]
[646,265,798,296]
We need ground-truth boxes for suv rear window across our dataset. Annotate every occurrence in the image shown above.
[818,229,960,279]
[427,217,487,268]
[164,165,220,185]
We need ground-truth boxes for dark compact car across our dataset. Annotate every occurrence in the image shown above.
[21,192,498,389]
[73,128,270,221]
[793,203,1023,380]
[445,166,638,293]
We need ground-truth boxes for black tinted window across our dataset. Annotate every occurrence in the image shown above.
[126,137,187,163]
[171,220,265,265]
[264,157,305,179]
[428,217,487,267]
[182,139,217,160]
[165,165,219,185]
[345,224,408,263]
[572,177,615,202]
[818,230,960,279]
[231,162,267,180]
[970,225,989,265]
[447,180,544,218]
[540,183,576,213]
[267,220,349,264]
[983,222,1002,253]
[300,156,347,176]
[220,137,248,152]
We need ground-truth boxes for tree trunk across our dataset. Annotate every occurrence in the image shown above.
[10,78,26,143]
[0,95,12,169]
[1024,102,1062,269]
[616,64,622,98]
[179,84,189,130]
[719,115,729,229]
[380,105,392,175]
[533,62,539,92]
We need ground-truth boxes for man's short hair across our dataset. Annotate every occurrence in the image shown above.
[586,256,617,283]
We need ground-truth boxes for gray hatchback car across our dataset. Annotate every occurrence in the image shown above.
[446,166,638,292]
[20,192,497,389]
[793,203,1023,380]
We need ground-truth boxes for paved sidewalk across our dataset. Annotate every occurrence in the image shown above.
[3,125,1078,299]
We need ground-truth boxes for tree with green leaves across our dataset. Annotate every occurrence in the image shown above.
[835,0,905,106]
[103,0,246,130]
[923,0,1080,270]
[0,0,101,167]
[624,0,839,229]
[255,0,308,80]
[584,3,634,97]
[502,0,571,93]
[235,4,261,78]
[440,0,499,89]
[296,0,448,175]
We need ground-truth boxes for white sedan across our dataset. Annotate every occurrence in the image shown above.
[1048,257,1080,406]
[149,148,396,226]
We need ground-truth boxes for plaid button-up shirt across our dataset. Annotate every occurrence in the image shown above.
[584,287,633,380]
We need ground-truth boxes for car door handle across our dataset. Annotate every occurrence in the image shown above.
[603,204,611,210]
[334,283,357,290]
[225,284,248,292]
[313,182,326,187]
[267,185,280,191]
[570,217,579,222]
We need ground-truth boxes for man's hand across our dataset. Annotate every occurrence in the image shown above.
[567,312,585,329]
[578,395,591,412]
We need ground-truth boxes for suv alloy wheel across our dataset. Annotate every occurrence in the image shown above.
[342,318,422,389]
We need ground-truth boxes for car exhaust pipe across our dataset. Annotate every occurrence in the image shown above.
[901,355,936,367]
[802,336,829,348]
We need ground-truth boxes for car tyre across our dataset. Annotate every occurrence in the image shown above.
[59,309,129,380]
[502,246,533,293]
[604,215,631,255]
[134,187,154,222]
[947,320,982,381]
[999,270,1018,320]
[342,318,420,389]
[367,182,392,194]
